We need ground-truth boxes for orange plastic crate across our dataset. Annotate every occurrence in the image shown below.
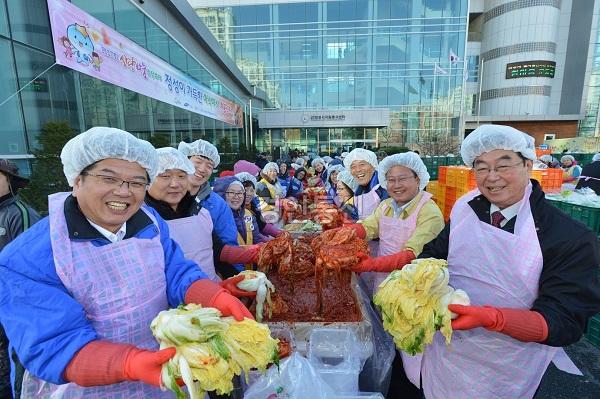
[535,149,552,158]
[446,168,457,187]
[426,181,439,199]
[438,166,448,185]
[445,186,457,204]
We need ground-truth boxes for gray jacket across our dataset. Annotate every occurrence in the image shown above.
[0,195,40,252]
[0,194,39,397]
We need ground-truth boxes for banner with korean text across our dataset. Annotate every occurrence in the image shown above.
[47,0,243,127]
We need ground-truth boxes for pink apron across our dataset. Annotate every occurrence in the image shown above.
[376,192,432,388]
[355,184,382,290]
[165,209,220,282]
[21,192,171,398]
[421,184,558,399]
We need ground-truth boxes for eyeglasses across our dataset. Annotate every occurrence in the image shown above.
[225,191,245,198]
[82,172,149,192]
[385,175,417,185]
[473,161,524,177]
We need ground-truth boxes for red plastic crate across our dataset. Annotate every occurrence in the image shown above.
[438,166,448,185]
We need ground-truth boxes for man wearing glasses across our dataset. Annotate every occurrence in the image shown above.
[0,127,251,398]
[414,125,600,398]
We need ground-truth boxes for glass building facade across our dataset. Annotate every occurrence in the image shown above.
[196,0,469,150]
[579,16,600,137]
[0,0,252,176]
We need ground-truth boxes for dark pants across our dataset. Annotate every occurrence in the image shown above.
[386,350,423,399]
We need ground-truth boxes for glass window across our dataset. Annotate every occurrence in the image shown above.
[114,0,146,47]
[71,0,115,27]
[123,88,151,135]
[13,43,80,150]
[79,74,122,130]
[0,38,27,155]
[169,39,187,72]
[7,0,53,51]
[146,17,169,62]
[0,0,9,37]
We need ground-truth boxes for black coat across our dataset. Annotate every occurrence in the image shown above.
[575,160,600,195]
[420,179,600,347]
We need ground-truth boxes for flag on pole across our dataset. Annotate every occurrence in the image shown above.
[463,69,469,81]
[449,49,459,64]
[434,63,448,75]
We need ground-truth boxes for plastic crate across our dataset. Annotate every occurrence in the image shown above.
[585,314,600,349]
[559,203,600,234]
[531,169,563,194]
[426,181,439,199]
[438,166,448,185]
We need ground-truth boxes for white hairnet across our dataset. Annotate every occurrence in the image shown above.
[327,164,344,174]
[156,147,195,175]
[61,127,159,186]
[235,172,257,187]
[262,162,278,174]
[593,153,600,162]
[378,152,430,191]
[343,148,378,169]
[323,156,333,163]
[561,155,575,163]
[461,125,536,166]
[228,180,244,190]
[177,139,221,168]
[539,154,552,163]
[340,151,349,159]
[337,170,358,192]
[295,158,306,167]
[312,157,325,168]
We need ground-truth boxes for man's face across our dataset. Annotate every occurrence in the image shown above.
[0,172,10,196]
[225,184,245,211]
[385,165,420,205]
[148,169,189,209]
[73,158,148,233]
[350,160,375,186]
[188,156,214,187]
[473,150,532,210]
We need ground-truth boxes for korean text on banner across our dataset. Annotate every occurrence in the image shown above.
[47,0,243,127]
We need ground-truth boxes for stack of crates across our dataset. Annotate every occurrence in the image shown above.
[530,169,563,193]
[427,166,476,220]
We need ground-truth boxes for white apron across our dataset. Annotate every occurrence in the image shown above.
[376,192,432,388]
[21,192,170,398]
[421,184,558,399]
[165,208,219,282]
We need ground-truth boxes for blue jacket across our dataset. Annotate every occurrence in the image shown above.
[287,177,304,198]
[0,200,207,386]
[195,191,239,247]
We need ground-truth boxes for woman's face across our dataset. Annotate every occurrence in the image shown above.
[279,163,287,174]
[225,184,245,210]
[315,162,324,173]
[266,169,278,181]
[296,171,306,181]
[244,184,255,206]
[336,180,352,202]
[330,170,340,186]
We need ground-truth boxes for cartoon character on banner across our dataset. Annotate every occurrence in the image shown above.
[66,23,94,66]
[91,52,102,71]
[59,36,73,59]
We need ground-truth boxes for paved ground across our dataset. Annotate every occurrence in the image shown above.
[536,338,600,398]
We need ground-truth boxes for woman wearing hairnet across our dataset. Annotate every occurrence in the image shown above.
[406,125,600,398]
[560,154,582,183]
[178,139,240,251]
[325,164,344,206]
[0,128,252,398]
[236,172,283,238]
[336,170,359,221]
[145,148,261,281]
[214,177,270,270]
[255,162,285,212]
[343,148,389,221]
[575,152,600,194]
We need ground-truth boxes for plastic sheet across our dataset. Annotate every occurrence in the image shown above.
[244,353,337,399]
[546,188,600,208]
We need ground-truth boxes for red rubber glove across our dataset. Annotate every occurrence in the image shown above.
[64,341,176,387]
[262,223,283,237]
[124,347,176,387]
[220,274,257,298]
[210,290,254,321]
[449,304,548,342]
[350,250,415,273]
[325,224,367,238]
[220,244,261,265]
